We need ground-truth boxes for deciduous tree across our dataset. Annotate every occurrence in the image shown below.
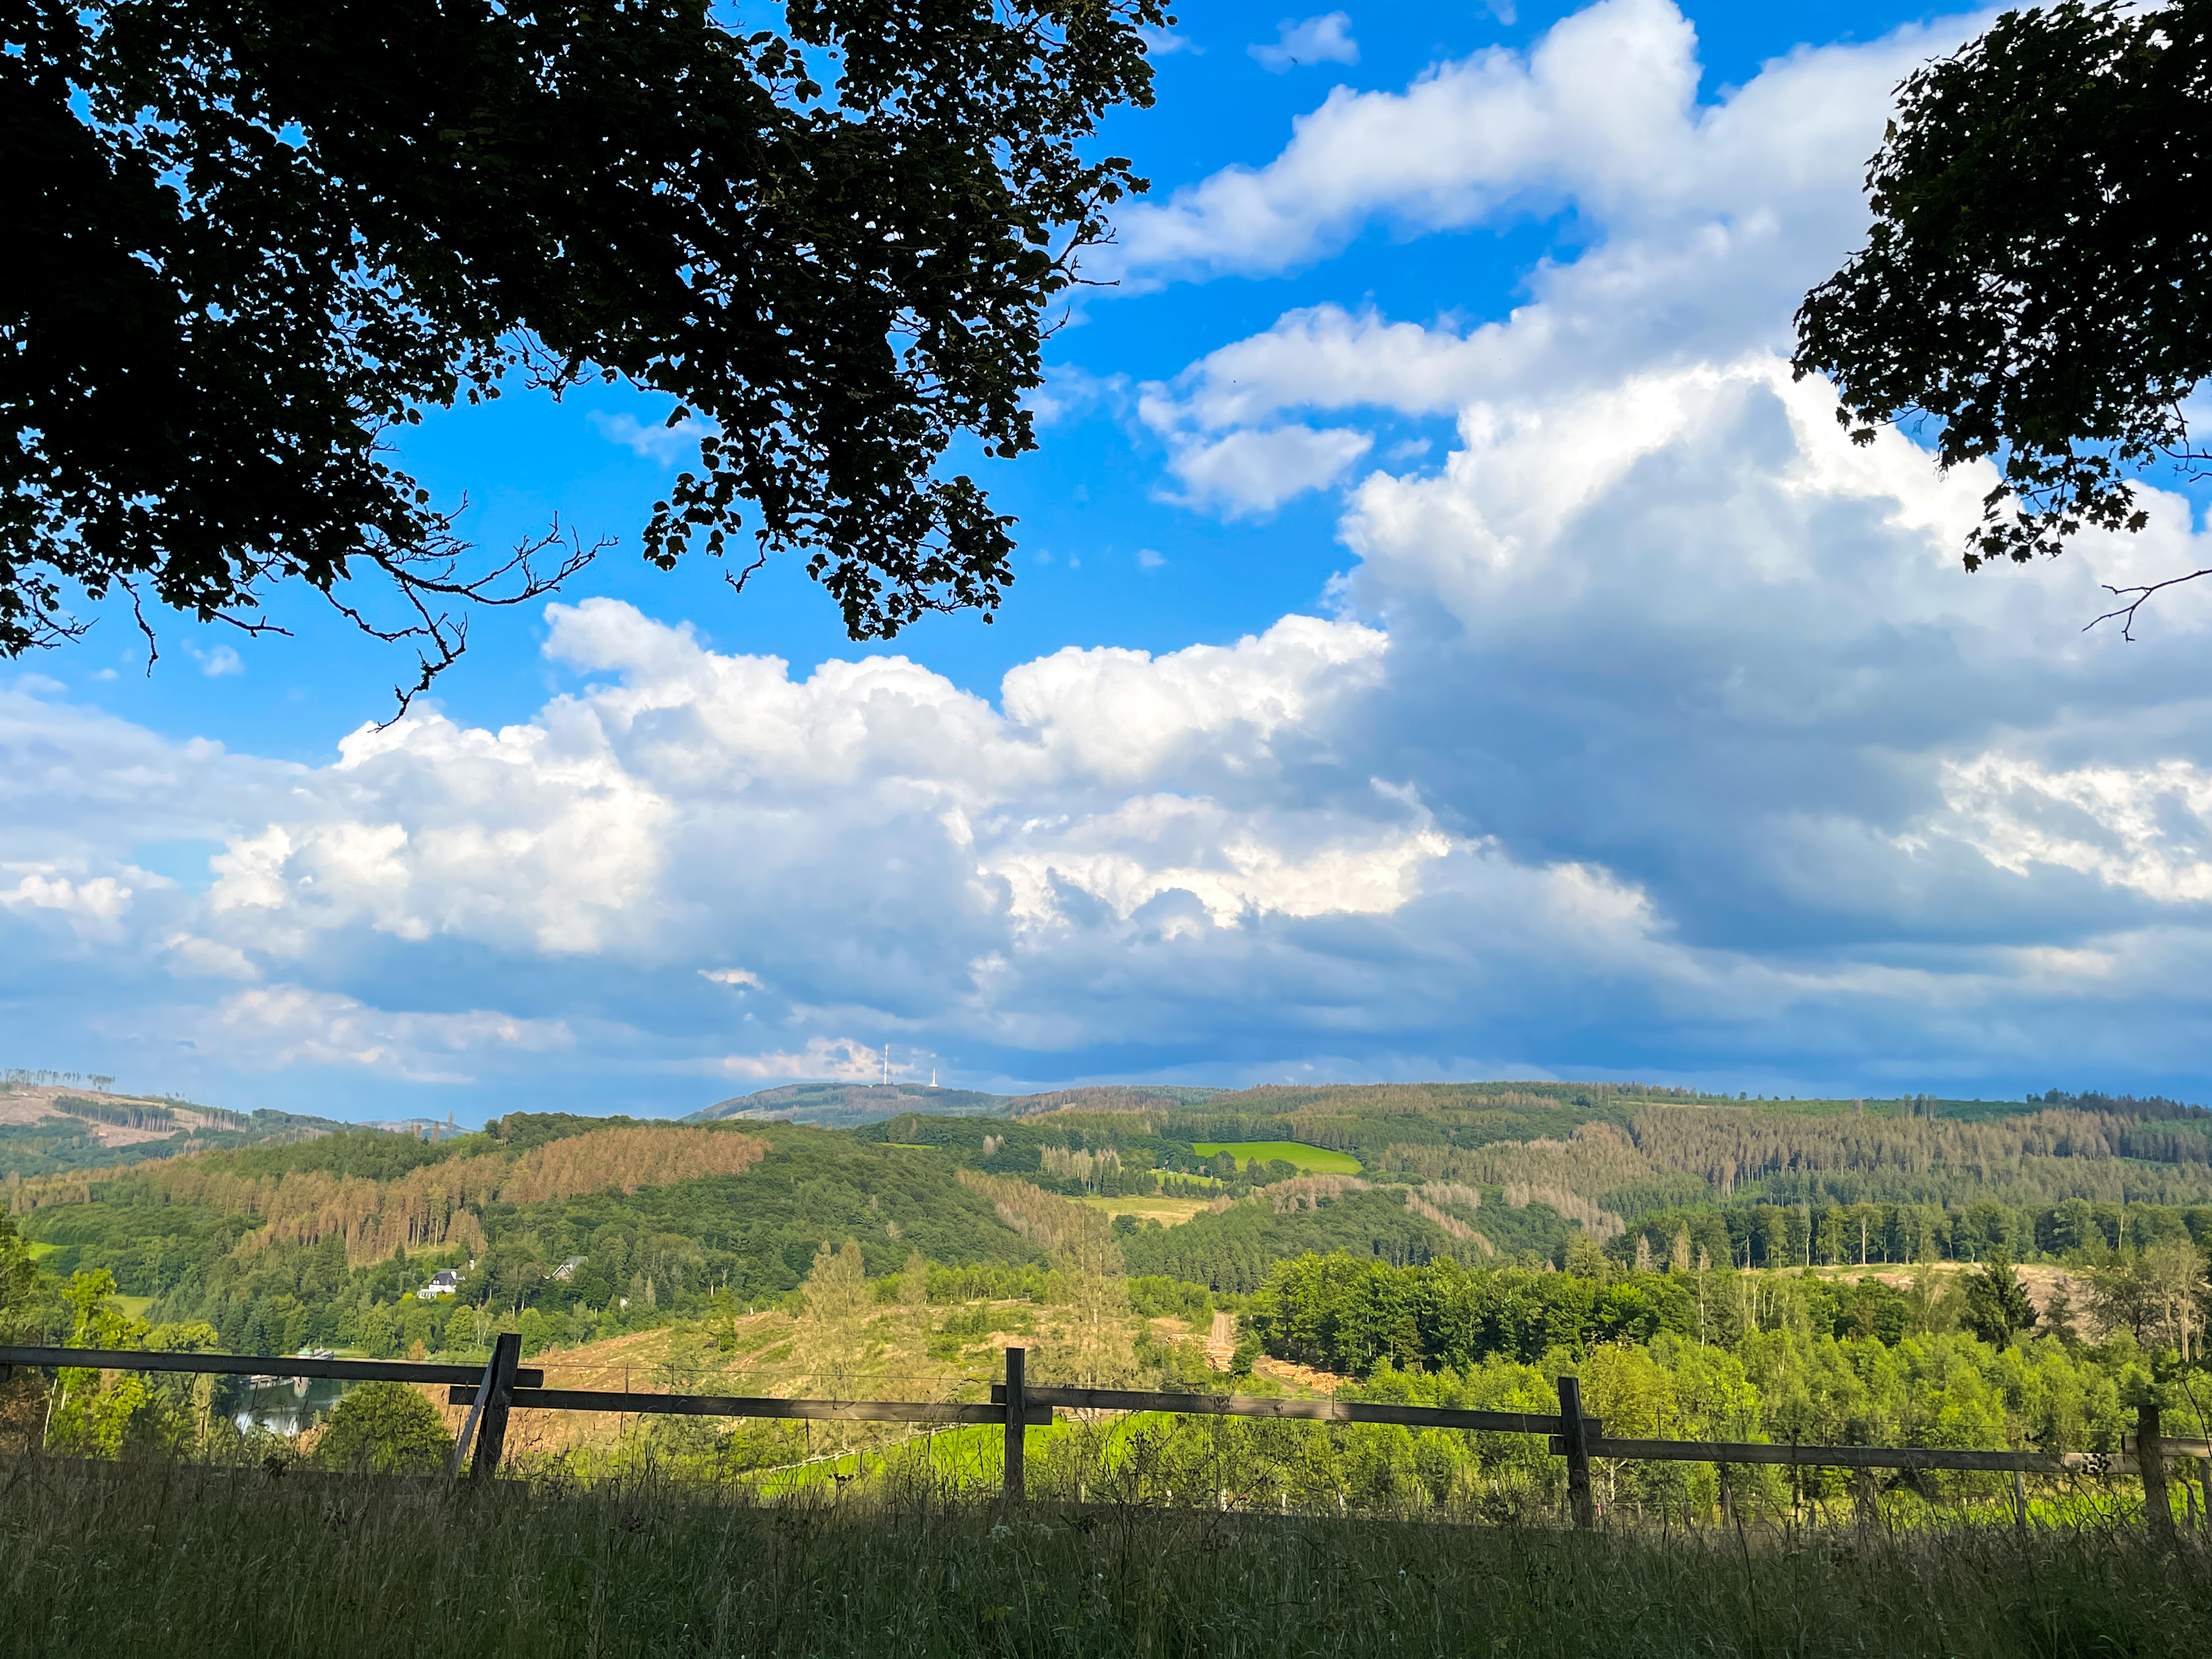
[1794,1,2212,624]
[0,1214,38,1339]
[4,0,1165,702]
[2140,1238,2207,1360]
[313,1378,456,1473]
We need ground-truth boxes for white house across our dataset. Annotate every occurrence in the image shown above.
[417,1268,460,1300]
[550,1256,587,1282]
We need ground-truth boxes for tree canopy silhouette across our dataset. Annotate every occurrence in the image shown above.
[3,0,1165,702]
[1794,2,2211,619]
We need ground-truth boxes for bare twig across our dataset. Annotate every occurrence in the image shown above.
[123,583,161,673]
[2086,567,2212,640]
[321,516,606,726]
[723,548,770,598]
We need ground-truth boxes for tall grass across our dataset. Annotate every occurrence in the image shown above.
[3,1453,2204,1658]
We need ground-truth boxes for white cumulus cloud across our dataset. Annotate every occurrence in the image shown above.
[3,871,134,921]
[589,409,704,462]
[16,0,2212,1113]
[1932,757,2212,905]
[1161,425,1375,516]
[1251,13,1360,72]
[720,1037,884,1082]
[206,985,573,1083]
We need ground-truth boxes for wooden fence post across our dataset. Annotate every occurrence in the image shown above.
[469,1333,523,1481]
[2136,1402,2173,1544]
[1557,1375,1594,1530]
[1003,1346,1026,1503]
[451,1340,499,1475]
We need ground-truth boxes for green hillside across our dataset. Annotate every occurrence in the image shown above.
[4,1077,2209,1526]
[9,1117,1047,1357]
[7,1080,2207,1365]
[0,1099,352,1182]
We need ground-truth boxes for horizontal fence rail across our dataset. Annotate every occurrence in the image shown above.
[452,1385,1051,1426]
[998,1383,1595,1438]
[7,1341,2203,1531]
[0,1344,545,1389]
[1557,1435,2133,1476]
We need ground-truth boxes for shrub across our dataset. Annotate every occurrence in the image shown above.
[314,1381,454,1474]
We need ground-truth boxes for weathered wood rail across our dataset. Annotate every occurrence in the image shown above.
[0,1343,546,1388]
[9,1341,2207,1530]
[450,1385,1051,1426]
[1,1339,551,1478]
[989,1382,1595,1437]
[1562,1436,2141,1476]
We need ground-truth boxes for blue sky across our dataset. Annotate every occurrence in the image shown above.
[11,1,2212,1123]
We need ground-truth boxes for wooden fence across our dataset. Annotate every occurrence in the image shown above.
[7,1341,2209,1533]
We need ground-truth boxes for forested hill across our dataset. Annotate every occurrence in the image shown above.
[0,1079,351,1182]
[3,1083,2207,1360]
[8,1116,1045,1357]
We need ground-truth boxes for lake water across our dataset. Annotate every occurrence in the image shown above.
[233,1376,350,1437]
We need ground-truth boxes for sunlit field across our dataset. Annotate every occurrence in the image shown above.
[1190,1142,1362,1175]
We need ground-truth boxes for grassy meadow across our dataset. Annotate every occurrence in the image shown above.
[1189,1140,1362,1175]
[1080,1194,1215,1228]
[3,1453,2205,1659]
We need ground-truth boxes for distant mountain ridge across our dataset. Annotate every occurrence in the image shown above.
[686,1084,1009,1128]
[685,1082,1223,1130]
[0,1082,349,1181]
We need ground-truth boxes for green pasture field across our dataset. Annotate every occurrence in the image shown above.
[1192,1140,1360,1174]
